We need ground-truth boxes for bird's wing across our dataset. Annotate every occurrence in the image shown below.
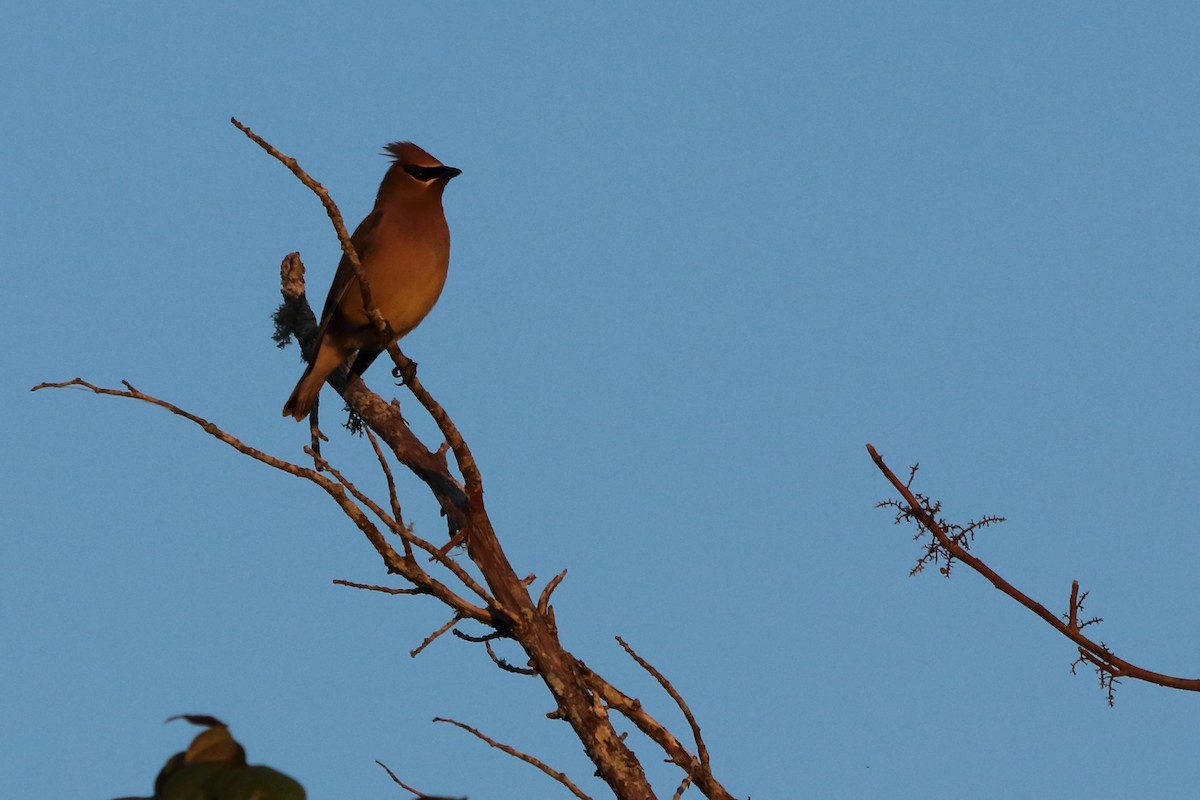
[314,209,384,335]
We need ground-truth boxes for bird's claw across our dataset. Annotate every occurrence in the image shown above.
[391,359,418,386]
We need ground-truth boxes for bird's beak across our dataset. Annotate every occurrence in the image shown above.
[441,166,462,181]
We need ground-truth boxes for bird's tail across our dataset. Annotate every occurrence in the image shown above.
[282,367,322,420]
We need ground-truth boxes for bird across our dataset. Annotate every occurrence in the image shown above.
[282,141,460,421]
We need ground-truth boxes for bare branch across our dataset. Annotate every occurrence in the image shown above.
[36,367,716,796]
[334,579,425,596]
[432,717,592,800]
[307,444,492,608]
[230,118,391,342]
[366,427,412,558]
[484,640,537,676]
[537,570,568,617]
[375,760,465,800]
[305,445,485,601]
[386,345,482,507]
[39,369,741,798]
[452,629,506,644]
[305,447,500,618]
[581,671,698,778]
[867,443,1200,695]
[616,637,710,770]
[406,539,495,611]
[31,379,492,627]
[309,447,406,538]
[411,615,463,658]
[447,628,534,674]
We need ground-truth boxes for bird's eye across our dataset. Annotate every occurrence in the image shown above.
[404,165,437,182]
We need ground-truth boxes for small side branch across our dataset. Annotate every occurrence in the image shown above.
[365,427,412,558]
[449,628,534,674]
[334,579,425,596]
[580,667,738,800]
[537,570,568,617]
[375,760,465,800]
[616,637,710,769]
[387,345,483,502]
[231,118,386,338]
[31,379,493,628]
[412,615,463,658]
[432,717,592,800]
[484,641,537,675]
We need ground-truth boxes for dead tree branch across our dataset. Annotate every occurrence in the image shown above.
[31,378,492,628]
[375,759,465,800]
[34,124,745,800]
[867,443,1200,700]
[432,717,593,800]
[616,637,710,771]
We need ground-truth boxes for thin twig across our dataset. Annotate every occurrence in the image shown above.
[307,445,491,605]
[307,400,326,463]
[616,637,710,769]
[366,427,412,559]
[1068,581,1080,630]
[31,378,492,626]
[375,760,422,794]
[408,535,495,610]
[309,447,405,537]
[334,579,425,596]
[452,629,505,643]
[308,446,492,606]
[230,118,390,340]
[375,760,465,800]
[412,615,462,658]
[387,345,483,501]
[581,668,692,767]
[484,640,537,675]
[432,717,592,800]
[672,774,693,800]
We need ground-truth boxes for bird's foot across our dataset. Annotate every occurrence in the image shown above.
[391,358,418,386]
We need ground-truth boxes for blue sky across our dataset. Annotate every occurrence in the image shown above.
[5,3,1200,798]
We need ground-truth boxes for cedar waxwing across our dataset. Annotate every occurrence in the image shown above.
[283,141,460,420]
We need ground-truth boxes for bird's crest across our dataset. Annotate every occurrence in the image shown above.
[384,141,440,167]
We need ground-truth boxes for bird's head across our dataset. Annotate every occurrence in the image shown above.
[384,141,461,189]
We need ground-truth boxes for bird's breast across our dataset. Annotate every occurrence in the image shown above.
[358,216,450,338]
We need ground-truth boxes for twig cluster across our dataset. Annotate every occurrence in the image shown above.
[876,462,1005,577]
